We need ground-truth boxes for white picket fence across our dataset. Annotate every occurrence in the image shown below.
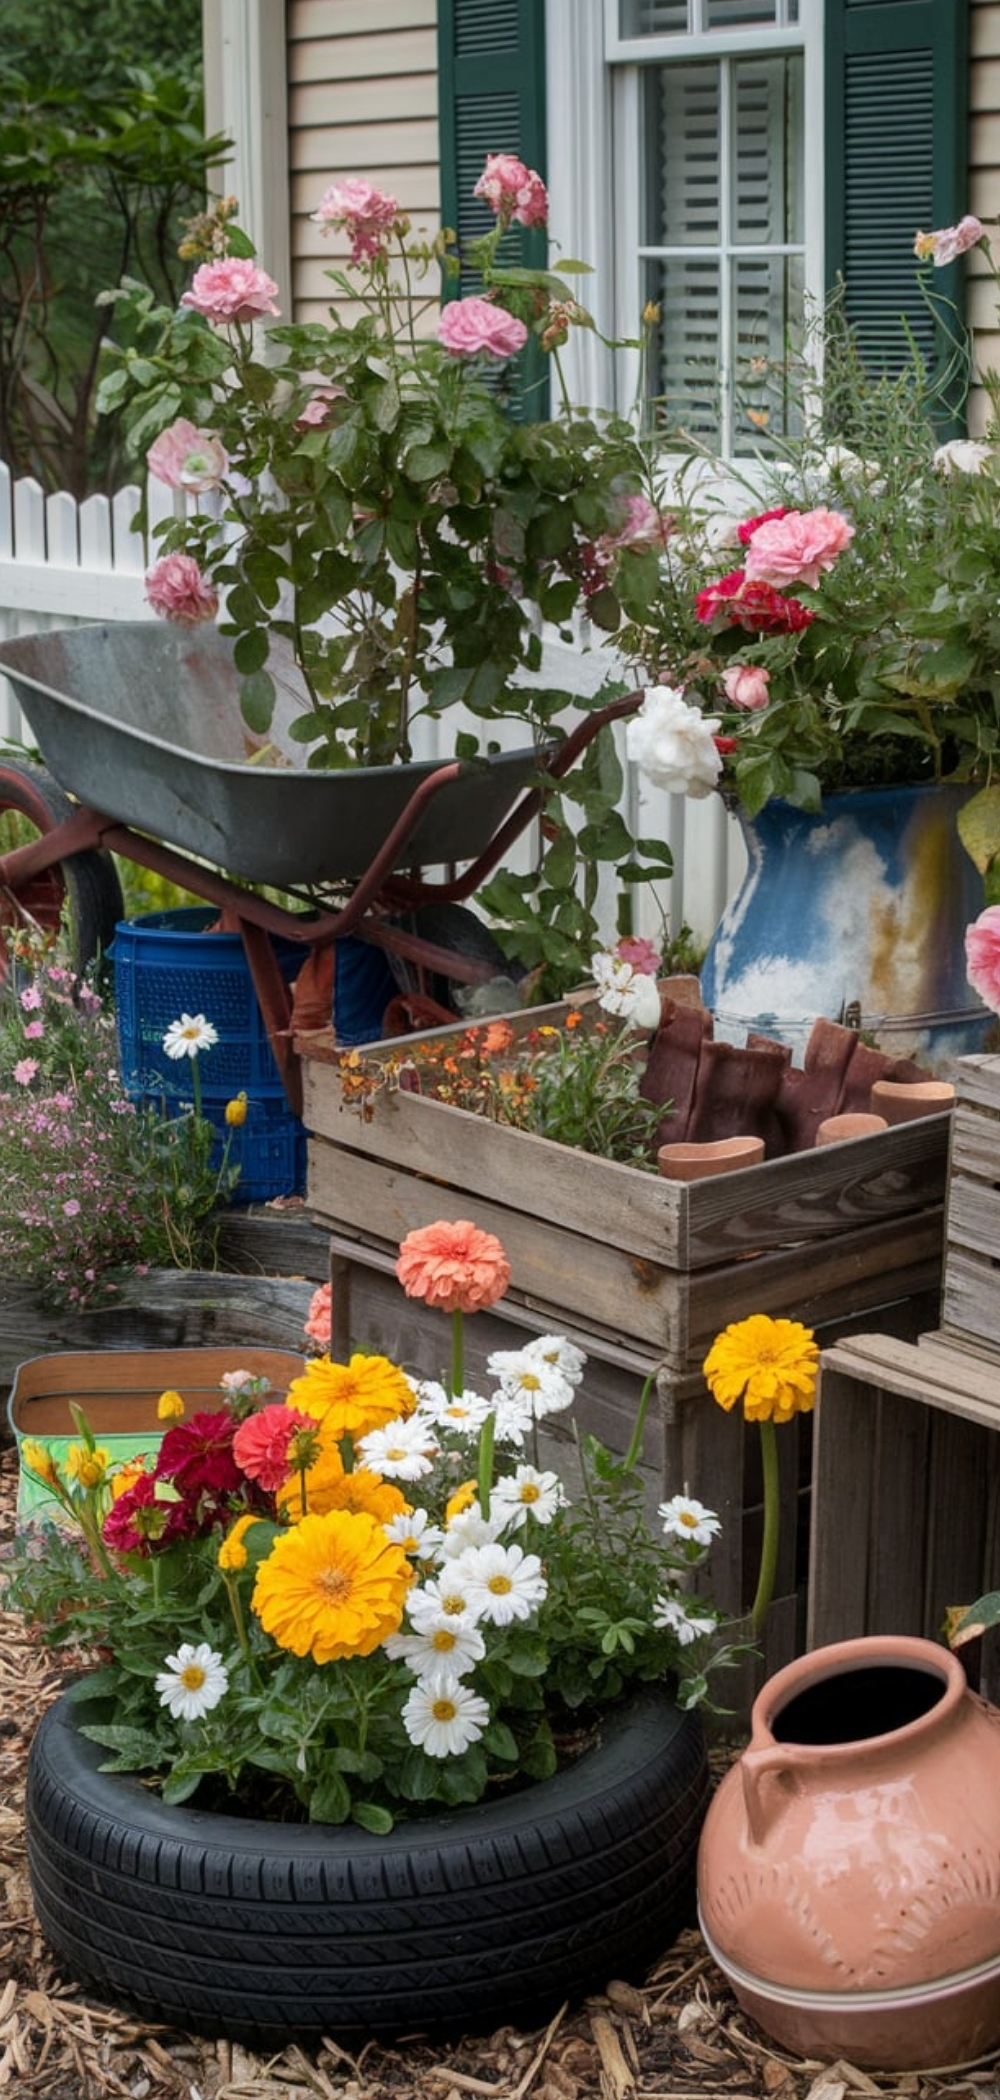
[0,459,743,946]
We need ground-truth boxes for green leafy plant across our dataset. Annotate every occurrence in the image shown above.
[6,1220,735,1829]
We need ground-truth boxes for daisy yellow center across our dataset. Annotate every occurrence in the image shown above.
[432,1697,458,1723]
[678,1510,699,1529]
[318,1566,351,1599]
[180,1025,201,1042]
[487,1574,513,1596]
[519,1484,540,1504]
[180,1664,207,1691]
[431,1628,457,1651]
[386,1446,406,1461]
[520,1373,541,1391]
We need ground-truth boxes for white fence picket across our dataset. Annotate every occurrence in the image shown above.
[0,462,740,945]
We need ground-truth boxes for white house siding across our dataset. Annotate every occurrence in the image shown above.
[287,0,440,330]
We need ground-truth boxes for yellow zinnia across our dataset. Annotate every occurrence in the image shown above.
[252,1508,411,1663]
[157,1389,185,1421]
[445,1479,478,1523]
[703,1314,819,1424]
[277,1452,408,1526]
[218,1513,261,1572]
[286,1353,416,1443]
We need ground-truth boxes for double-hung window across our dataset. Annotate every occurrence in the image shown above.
[609,2,811,453]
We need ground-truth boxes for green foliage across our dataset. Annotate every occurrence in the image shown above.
[0,0,223,495]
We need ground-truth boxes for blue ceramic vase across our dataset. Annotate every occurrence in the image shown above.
[699,783,990,1067]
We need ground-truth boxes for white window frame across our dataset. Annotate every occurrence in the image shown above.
[546,0,825,458]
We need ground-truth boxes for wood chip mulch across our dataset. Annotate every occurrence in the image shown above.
[3,1437,1000,2100]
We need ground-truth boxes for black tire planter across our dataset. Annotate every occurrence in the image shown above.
[26,1682,710,2046]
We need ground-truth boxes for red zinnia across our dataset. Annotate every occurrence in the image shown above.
[155,1410,242,1497]
[233,1404,317,1492]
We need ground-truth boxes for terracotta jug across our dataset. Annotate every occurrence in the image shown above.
[697,1636,1000,2069]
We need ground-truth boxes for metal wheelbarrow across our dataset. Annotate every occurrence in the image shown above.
[0,623,644,1116]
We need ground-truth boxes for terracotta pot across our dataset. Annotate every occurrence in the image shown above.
[870,1078,956,1124]
[697,1635,1000,2069]
[656,1135,765,1181]
[815,1112,889,1145]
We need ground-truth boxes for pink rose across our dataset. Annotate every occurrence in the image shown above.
[473,153,548,229]
[311,179,400,261]
[966,906,1000,1013]
[600,493,673,555]
[437,296,528,360]
[145,554,219,625]
[722,665,771,712]
[146,418,228,492]
[180,258,280,325]
[742,507,854,591]
[914,216,984,267]
[293,372,347,431]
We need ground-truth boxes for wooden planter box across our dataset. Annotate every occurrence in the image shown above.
[809,1330,1000,1704]
[941,1054,1000,1359]
[297,1016,950,1675]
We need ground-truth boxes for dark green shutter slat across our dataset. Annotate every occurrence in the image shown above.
[825,0,969,422]
[438,0,549,419]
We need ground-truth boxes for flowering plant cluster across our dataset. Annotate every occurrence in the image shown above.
[337,940,666,1168]
[94,157,669,986]
[7,1221,729,1830]
[619,230,1000,820]
[0,934,238,1306]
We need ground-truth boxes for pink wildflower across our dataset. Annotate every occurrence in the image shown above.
[180,258,280,325]
[19,986,42,1011]
[23,1020,44,1040]
[438,297,527,360]
[145,554,219,626]
[13,1058,38,1085]
[616,936,661,978]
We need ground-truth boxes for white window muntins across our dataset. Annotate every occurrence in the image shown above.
[605,0,823,456]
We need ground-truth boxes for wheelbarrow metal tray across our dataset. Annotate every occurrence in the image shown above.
[0,623,543,889]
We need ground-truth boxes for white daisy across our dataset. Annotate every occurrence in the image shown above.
[407,1570,481,1628]
[489,1392,533,1445]
[161,1013,219,1060]
[401,1672,491,1758]
[385,1616,486,1677]
[455,1542,548,1626]
[522,1334,587,1386]
[488,1348,575,1421]
[357,1415,438,1480]
[439,1506,505,1558]
[653,1594,718,1646]
[415,1383,493,1434]
[383,1507,444,1560]
[659,1494,722,1548]
[155,1642,229,1720]
[491,1464,565,1530]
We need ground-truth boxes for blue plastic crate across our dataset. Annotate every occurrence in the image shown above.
[112,909,306,1201]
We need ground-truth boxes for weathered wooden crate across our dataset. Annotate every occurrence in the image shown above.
[297,1018,949,1678]
[809,1330,1000,1701]
[941,1054,1000,1357]
[298,1018,949,1377]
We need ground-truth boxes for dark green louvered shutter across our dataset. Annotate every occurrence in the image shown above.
[438,0,549,418]
[825,0,970,413]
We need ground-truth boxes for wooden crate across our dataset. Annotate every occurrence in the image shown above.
[809,1331,1000,1700]
[941,1054,1000,1357]
[298,1018,950,1377]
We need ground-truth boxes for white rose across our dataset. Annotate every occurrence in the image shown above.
[933,438,994,476]
[626,685,723,801]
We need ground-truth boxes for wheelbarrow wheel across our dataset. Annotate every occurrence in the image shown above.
[0,759,124,986]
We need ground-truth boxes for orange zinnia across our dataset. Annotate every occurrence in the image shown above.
[396,1219,511,1314]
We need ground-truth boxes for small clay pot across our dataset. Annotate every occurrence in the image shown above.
[869,1079,955,1124]
[657,1136,765,1181]
[815,1112,889,1146]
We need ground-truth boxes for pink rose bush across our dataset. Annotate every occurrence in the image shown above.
[311,179,403,261]
[145,553,219,624]
[966,907,1000,1014]
[473,153,548,230]
[742,507,855,592]
[180,257,280,324]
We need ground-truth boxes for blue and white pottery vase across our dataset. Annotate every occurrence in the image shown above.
[699,782,990,1067]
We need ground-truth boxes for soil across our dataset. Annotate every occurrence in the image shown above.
[3,1437,1000,2100]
